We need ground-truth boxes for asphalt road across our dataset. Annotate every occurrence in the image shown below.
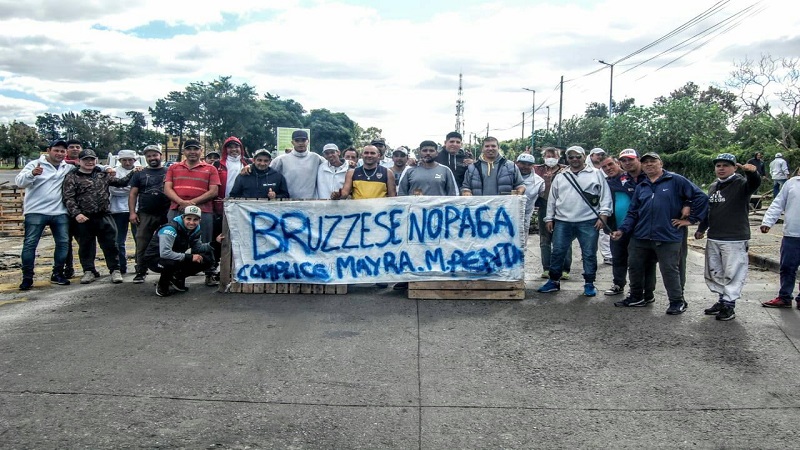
[1,242,799,448]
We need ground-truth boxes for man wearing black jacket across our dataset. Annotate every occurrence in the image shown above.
[695,154,760,321]
[434,131,474,187]
[229,149,289,199]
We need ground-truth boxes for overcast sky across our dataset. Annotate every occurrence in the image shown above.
[0,0,796,148]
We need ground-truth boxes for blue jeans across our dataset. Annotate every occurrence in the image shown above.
[22,213,70,278]
[112,212,136,273]
[538,206,572,273]
[549,219,599,283]
[778,236,800,302]
[774,179,787,199]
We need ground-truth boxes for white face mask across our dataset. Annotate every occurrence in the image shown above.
[544,158,559,167]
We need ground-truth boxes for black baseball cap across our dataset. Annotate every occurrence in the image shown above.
[183,139,202,149]
[291,130,308,140]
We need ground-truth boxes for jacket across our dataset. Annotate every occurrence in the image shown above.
[435,148,472,187]
[762,176,800,237]
[619,170,709,242]
[461,157,522,196]
[229,167,289,199]
[62,167,133,218]
[214,137,252,212]
[545,164,612,223]
[15,155,74,216]
[605,171,647,229]
[144,215,213,263]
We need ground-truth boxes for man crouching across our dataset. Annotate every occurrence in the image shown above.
[143,205,216,297]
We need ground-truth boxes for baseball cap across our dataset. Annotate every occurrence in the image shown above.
[253,148,271,158]
[143,144,162,154]
[117,149,137,160]
[713,153,737,165]
[205,151,220,158]
[565,145,586,155]
[183,205,202,218]
[393,147,409,156]
[183,139,202,149]
[776,153,783,158]
[50,139,68,148]
[78,149,98,160]
[618,149,639,159]
[516,153,536,164]
[322,143,339,153]
[291,130,308,140]
[589,147,606,156]
[640,152,661,162]
[370,138,386,146]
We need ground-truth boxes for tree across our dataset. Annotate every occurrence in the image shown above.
[35,113,62,142]
[303,109,358,154]
[0,121,41,168]
[726,54,800,148]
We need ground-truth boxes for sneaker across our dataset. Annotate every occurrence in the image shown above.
[584,283,597,297]
[64,267,75,279]
[704,302,725,315]
[110,270,123,284]
[614,296,646,307]
[19,277,33,291]
[80,271,97,284]
[644,295,655,304]
[132,273,146,284]
[537,279,560,293]
[375,283,389,288]
[716,305,736,321]
[540,270,549,279]
[604,284,624,296]
[393,282,408,290]
[50,273,70,285]
[666,301,688,315]
[205,274,219,287]
[155,284,171,297]
[170,276,188,292]
[762,297,792,308]
[561,273,571,280]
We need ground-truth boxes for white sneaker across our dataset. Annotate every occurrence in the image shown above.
[80,271,96,284]
[110,270,123,284]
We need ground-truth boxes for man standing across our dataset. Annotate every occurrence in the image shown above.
[389,147,411,187]
[109,150,138,275]
[695,154,760,321]
[588,148,606,169]
[461,137,525,196]
[537,146,612,297]
[434,131,474,188]
[770,153,790,198]
[163,139,221,286]
[343,147,359,168]
[215,136,250,202]
[760,170,800,309]
[143,205,216,297]
[337,145,397,200]
[534,147,572,280]
[230,149,289,199]
[62,149,134,284]
[611,153,708,314]
[129,145,170,284]
[204,151,220,166]
[270,130,326,199]
[15,140,73,290]
[315,144,350,199]
[398,140,458,196]
[746,152,766,178]
[63,138,84,277]
[515,153,545,236]
[64,139,83,165]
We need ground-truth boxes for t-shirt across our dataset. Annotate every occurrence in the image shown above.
[352,165,389,199]
[398,164,458,196]
[129,167,170,214]
[165,161,221,213]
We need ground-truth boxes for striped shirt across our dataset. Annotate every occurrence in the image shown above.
[165,161,221,213]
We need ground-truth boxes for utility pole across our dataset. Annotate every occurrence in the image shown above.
[455,72,465,134]
[546,106,550,131]
[522,88,535,151]
[521,112,525,143]
[596,60,614,117]
[485,123,489,138]
[557,76,564,148]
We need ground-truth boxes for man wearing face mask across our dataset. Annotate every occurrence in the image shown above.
[129,145,170,284]
[534,147,572,280]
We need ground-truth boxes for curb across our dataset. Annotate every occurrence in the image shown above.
[749,252,780,273]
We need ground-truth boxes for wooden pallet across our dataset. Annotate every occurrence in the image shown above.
[0,188,24,236]
[408,280,525,300]
[218,198,347,295]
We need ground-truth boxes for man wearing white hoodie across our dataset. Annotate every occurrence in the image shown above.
[270,130,326,199]
[537,146,612,297]
[760,172,800,308]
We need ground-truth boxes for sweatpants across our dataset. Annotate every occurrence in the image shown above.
[704,239,749,306]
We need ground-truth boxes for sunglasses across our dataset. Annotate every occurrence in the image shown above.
[567,155,583,160]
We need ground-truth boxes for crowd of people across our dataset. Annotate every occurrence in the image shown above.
[14,133,798,320]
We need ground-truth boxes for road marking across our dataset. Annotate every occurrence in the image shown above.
[0,297,28,307]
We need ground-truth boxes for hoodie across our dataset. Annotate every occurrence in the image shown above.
[434,148,472,187]
[214,136,251,212]
[144,214,212,263]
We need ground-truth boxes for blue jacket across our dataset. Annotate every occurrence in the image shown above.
[619,170,708,242]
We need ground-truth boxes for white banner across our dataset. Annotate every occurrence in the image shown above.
[225,196,527,284]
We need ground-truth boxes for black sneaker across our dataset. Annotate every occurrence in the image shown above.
[666,301,688,315]
[604,284,624,296]
[156,284,171,297]
[716,305,735,321]
[614,296,646,307]
[132,273,146,284]
[50,273,71,285]
[64,268,75,279]
[205,274,219,287]
[644,295,655,304]
[170,276,188,292]
[19,277,33,291]
[393,282,408,290]
[704,302,724,315]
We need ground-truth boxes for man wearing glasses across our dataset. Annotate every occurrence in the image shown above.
[270,130,326,199]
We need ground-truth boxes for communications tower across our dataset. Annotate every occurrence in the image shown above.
[455,72,465,134]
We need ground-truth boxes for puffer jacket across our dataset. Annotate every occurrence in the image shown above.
[460,157,521,196]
